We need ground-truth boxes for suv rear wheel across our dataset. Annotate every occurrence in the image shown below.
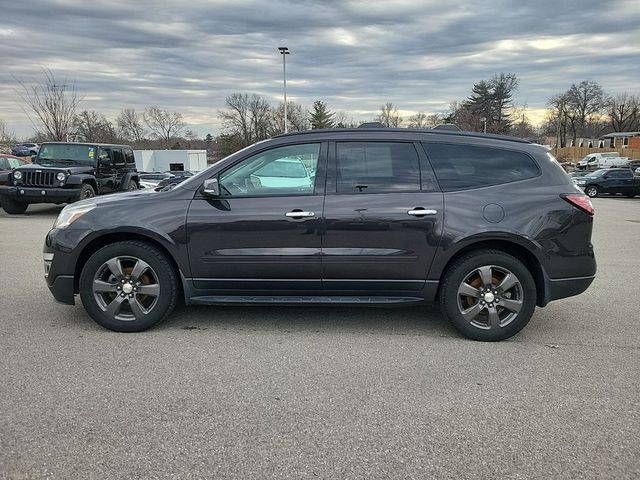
[439,250,536,341]
[1,197,28,215]
[79,241,178,332]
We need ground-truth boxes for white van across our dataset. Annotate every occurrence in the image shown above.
[577,152,629,170]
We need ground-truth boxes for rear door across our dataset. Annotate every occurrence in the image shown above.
[321,140,444,292]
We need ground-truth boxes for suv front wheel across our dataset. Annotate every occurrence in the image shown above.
[439,250,536,341]
[79,241,178,332]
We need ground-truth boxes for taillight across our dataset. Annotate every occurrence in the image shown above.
[561,194,594,216]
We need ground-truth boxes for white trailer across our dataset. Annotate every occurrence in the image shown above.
[133,150,208,173]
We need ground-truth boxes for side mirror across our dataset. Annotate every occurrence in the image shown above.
[99,157,111,166]
[202,178,220,197]
[30,155,36,162]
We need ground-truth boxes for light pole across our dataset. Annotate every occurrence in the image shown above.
[480,117,487,134]
[278,46,290,133]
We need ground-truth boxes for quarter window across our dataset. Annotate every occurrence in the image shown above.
[219,143,320,197]
[336,142,421,193]
[423,143,539,191]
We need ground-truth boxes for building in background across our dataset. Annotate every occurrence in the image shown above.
[134,150,207,172]
[600,132,640,149]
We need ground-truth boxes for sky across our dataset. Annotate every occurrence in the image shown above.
[1,0,639,139]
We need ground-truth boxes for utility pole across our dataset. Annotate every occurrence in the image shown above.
[278,47,290,133]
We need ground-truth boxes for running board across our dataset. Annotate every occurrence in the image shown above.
[189,295,424,306]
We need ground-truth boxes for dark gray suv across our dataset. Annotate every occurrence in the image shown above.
[43,128,596,341]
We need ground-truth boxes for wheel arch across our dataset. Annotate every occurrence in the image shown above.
[73,232,184,302]
[434,238,546,307]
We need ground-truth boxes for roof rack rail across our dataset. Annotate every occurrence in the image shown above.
[275,127,531,144]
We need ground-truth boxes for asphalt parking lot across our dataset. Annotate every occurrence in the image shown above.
[1,198,639,479]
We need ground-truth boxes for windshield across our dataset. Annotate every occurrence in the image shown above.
[585,169,606,178]
[36,144,96,167]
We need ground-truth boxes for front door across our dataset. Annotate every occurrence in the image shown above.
[186,142,326,292]
[322,141,444,292]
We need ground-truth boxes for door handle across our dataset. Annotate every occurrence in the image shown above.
[285,210,315,218]
[407,208,437,216]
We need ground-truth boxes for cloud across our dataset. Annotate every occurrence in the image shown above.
[1,0,638,137]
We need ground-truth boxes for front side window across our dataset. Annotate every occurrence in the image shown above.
[423,143,540,191]
[336,142,421,193]
[219,143,320,197]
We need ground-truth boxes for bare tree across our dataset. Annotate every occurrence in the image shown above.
[270,101,309,135]
[17,69,81,141]
[144,106,186,148]
[607,93,640,132]
[334,111,357,128]
[426,113,444,127]
[116,108,146,145]
[73,110,118,143]
[407,111,428,128]
[564,80,605,142]
[218,93,273,147]
[0,119,16,144]
[376,102,403,127]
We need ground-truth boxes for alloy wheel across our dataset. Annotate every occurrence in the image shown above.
[456,265,524,330]
[92,256,161,321]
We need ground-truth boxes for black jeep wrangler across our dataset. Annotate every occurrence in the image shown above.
[0,142,139,214]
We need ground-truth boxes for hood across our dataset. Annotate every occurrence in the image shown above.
[77,187,159,208]
[18,163,94,174]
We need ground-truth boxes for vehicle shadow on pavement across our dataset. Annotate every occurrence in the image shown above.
[159,304,458,338]
[0,205,64,218]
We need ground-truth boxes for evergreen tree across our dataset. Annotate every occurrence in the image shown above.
[309,100,334,129]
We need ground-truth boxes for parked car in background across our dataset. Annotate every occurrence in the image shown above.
[0,154,28,172]
[576,152,629,170]
[43,127,596,341]
[623,159,640,172]
[138,172,174,187]
[574,168,640,197]
[11,143,39,156]
[155,171,194,189]
[0,142,139,214]
[0,155,28,188]
[568,170,590,179]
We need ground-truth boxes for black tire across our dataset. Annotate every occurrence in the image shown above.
[127,180,138,191]
[585,185,598,198]
[80,183,96,200]
[626,193,636,198]
[79,241,178,332]
[439,249,537,341]
[1,197,29,214]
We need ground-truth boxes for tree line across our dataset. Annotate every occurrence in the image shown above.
[3,69,638,159]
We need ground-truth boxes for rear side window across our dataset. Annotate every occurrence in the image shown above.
[422,143,539,191]
[124,148,135,165]
[336,142,420,193]
[112,148,125,166]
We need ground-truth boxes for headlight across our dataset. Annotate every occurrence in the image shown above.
[13,170,22,180]
[53,203,96,229]
[56,172,66,182]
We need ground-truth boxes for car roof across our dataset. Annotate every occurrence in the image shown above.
[274,127,531,145]
[41,142,133,148]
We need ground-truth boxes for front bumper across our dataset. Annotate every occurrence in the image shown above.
[43,228,94,305]
[0,185,81,204]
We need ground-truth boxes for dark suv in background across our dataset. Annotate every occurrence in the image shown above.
[42,128,596,341]
[0,142,139,214]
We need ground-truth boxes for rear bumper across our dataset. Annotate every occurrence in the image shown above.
[0,185,80,203]
[540,274,595,306]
